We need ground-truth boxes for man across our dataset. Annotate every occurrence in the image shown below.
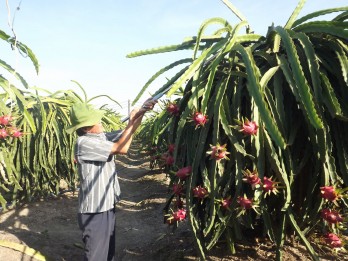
[66,99,156,261]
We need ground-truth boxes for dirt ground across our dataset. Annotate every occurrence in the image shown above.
[0,147,346,261]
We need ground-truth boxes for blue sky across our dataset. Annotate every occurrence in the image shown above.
[1,0,346,115]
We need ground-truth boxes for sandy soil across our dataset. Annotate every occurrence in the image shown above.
[0,147,346,261]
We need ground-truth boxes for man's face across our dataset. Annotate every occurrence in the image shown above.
[84,122,104,134]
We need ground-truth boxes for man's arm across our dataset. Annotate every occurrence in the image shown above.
[110,99,156,154]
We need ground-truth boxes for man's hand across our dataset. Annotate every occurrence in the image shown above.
[129,98,157,123]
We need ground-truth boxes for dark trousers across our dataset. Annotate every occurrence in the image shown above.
[78,209,116,261]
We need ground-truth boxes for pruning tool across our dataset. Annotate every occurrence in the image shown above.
[121,86,172,123]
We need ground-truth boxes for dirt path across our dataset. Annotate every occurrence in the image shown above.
[0,147,196,261]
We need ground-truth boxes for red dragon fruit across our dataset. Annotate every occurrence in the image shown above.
[221,197,232,210]
[192,112,208,128]
[236,194,260,216]
[7,127,23,138]
[320,208,343,224]
[242,169,261,189]
[176,166,192,180]
[167,144,175,154]
[262,176,281,197]
[320,186,338,202]
[167,102,180,116]
[324,233,342,248]
[172,208,186,222]
[173,183,184,196]
[207,143,230,161]
[0,115,13,126]
[237,195,253,210]
[192,185,209,199]
[240,118,258,136]
[162,153,174,166]
[0,128,8,139]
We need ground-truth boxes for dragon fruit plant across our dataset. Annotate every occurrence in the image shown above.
[0,27,125,211]
[129,0,348,259]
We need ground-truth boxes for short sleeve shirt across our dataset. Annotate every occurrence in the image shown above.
[75,130,123,213]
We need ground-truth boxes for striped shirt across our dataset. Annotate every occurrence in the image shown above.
[75,131,123,213]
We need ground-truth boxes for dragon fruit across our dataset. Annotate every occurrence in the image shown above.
[176,166,192,180]
[0,128,8,139]
[320,186,338,202]
[320,208,343,224]
[167,143,175,154]
[207,143,230,161]
[240,118,258,136]
[0,115,13,126]
[324,233,342,248]
[262,176,281,197]
[192,185,209,199]
[173,183,184,196]
[242,169,261,189]
[221,197,232,210]
[237,195,253,210]
[192,112,208,128]
[167,102,180,116]
[173,209,186,221]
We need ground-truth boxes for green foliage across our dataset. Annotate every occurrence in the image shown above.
[130,0,348,259]
[0,31,124,211]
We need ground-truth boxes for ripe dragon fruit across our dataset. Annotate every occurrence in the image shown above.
[324,233,342,248]
[192,185,209,199]
[240,118,258,136]
[7,127,23,138]
[0,115,13,126]
[207,143,230,161]
[320,208,343,224]
[242,169,261,189]
[173,183,184,196]
[237,195,253,210]
[221,197,232,210]
[192,112,208,128]
[167,143,175,154]
[320,186,338,202]
[173,208,186,221]
[0,128,8,139]
[236,194,260,216]
[167,102,180,116]
[176,166,192,180]
[262,176,281,197]
[162,153,174,166]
